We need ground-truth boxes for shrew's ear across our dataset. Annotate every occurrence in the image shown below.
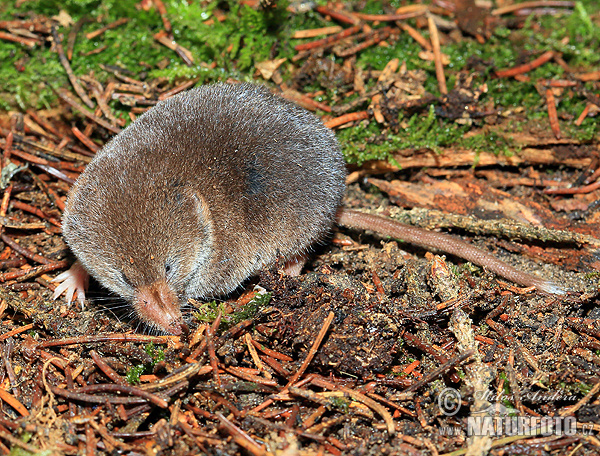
[186,188,211,225]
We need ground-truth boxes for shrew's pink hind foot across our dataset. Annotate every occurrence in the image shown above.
[283,252,309,276]
[52,260,89,309]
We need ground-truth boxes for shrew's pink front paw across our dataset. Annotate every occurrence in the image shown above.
[52,261,89,309]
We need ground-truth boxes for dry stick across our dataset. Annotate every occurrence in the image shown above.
[2,128,93,162]
[354,7,427,21]
[250,340,293,361]
[0,260,68,283]
[72,126,100,153]
[304,415,347,436]
[84,79,119,125]
[67,16,93,60]
[81,44,107,56]
[566,317,600,340]
[0,388,29,417]
[0,218,45,231]
[49,383,165,406]
[575,104,591,126]
[250,312,335,414]
[159,79,199,101]
[139,365,211,393]
[0,259,27,269]
[311,376,395,436]
[85,424,95,456]
[112,81,147,93]
[281,89,332,113]
[294,24,361,51]
[545,89,561,139]
[324,111,369,129]
[33,164,75,186]
[85,18,128,40]
[7,282,40,291]
[337,27,391,57]
[258,356,289,377]
[206,320,221,388]
[28,170,66,211]
[153,0,172,33]
[95,420,135,454]
[223,366,278,387]
[284,311,335,390]
[9,148,55,168]
[205,392,241,418]
[0,31,38,47]
[372,58,399,123]
[12,200,62,227]
[492,0,575,15]
[216,413,272,456]
[0,323,34,342]
[90,350,128,386]
[12,149,74,179]
[495,50,554,78]
[154,30,194,66]
[38,333,168,348]
[248,415,329,444]
[576,71,600,81]
[542,79,578,87]
[1,131,12,175]
[25,109,61,137]
[76,384,168,407]
[55,88,121,134]
[315,6,361,25]
[292,26,342,39]
[0,184,11,217]
[367,391,416,417]
[245,333,271,379]
[405,349,475,392]
[51,27,95,109]
[428,14,447,95]
[398,22,432,51]
[0,233,52,265]
[0,19,50,33]
[559,381,600,417]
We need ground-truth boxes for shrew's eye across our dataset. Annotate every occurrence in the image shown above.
[165,264,172,275]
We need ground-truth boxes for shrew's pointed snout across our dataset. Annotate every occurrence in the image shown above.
[135,280,183,335]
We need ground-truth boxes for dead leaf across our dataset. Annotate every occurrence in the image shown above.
[52,10,74,28]
[255,58,287,80]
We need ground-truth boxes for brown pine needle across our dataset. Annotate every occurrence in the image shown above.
[324,111,369,129]
[284,311,335,390]
[428,15,447,95]
[495,50,554,78]
[546,89,562,139]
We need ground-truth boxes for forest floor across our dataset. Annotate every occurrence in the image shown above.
[0,1,599,455]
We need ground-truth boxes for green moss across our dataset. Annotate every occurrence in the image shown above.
[193,290,272,328]
[231,290,272,325]
[330,396,351,412]
[193,300,226,324]
[126,364,145,385]
[577,382,593,396]
[357,32,423,73]
[0,0,291,111]
[459,131,513,156]
[125,342,165,385]
[339,106,469,165]
[169,0,293,73]
[145,341,165,363]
